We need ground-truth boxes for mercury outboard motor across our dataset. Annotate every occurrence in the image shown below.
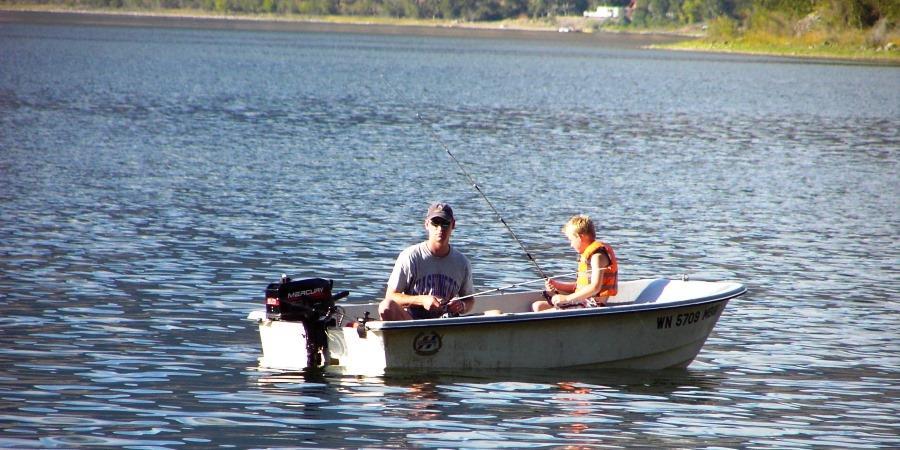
[265,275,349,368]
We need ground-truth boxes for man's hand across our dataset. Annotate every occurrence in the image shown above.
[420,295,442,311]
[446,298,466,314]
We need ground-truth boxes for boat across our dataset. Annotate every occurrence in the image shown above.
[246,276,746,374]
[243,82,750,375]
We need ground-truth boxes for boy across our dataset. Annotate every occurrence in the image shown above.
[532,215,618,312]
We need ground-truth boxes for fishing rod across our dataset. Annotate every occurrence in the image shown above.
[381,74,548,279]
[452,270,583,302]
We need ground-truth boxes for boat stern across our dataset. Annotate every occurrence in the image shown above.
[247,310,308,370]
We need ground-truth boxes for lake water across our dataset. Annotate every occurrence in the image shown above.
[1,12,898,448]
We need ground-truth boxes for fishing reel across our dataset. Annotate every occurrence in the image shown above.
[439,298,460,319]
[542,287,558,304]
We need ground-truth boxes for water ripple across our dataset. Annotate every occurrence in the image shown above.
[1,19,898,449]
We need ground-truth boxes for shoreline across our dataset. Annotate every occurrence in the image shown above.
[654,42,900,66]
[0,7,692,48]
[2,7,898,64]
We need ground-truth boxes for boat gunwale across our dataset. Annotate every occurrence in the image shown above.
[365,283,746,331]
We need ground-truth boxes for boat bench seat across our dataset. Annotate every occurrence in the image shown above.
[632,278,670,304]
[607,278,670,306]
[476,279,674,311]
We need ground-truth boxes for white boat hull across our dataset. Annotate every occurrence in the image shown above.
[247,278,745,374]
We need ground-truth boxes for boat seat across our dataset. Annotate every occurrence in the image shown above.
[632,279,670,304]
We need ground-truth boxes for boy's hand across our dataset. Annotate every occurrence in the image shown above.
[552,294,585,309]
[551,294,567,307]
[545,279,558,293]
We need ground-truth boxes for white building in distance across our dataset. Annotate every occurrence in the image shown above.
[583,6,625,20]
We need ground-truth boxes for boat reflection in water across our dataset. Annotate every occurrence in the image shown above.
[248,278,746,375]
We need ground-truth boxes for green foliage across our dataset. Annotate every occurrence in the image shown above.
[527,0,549,18]
[818,0,895,28]
[679,0,734,23]
[747,7,790,35]
[21,0,900,34]
[679,0,701,22]
[706,14,737,40]
[755,0,816,18]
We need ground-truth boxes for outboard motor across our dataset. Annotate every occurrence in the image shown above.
[265,275,349,368]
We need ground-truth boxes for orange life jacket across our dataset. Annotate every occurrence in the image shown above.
[576,240,618,297]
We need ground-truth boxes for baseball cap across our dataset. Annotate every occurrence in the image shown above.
[425,203,454,222]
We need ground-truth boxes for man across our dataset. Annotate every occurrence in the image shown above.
[378,202,474,321]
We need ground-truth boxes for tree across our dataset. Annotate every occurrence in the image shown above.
[678,0,731,23]
[647,0,671,21]
[823,0,896,28]
[528,0,550,18]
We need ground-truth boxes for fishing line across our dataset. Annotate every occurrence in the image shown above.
[381,74,548,279]
[453,270,583,301]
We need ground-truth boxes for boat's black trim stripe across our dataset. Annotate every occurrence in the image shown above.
[369,285,746,331]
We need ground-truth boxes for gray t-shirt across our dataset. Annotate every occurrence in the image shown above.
[387,242,474,303]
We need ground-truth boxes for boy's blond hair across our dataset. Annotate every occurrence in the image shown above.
[563,214,596,239]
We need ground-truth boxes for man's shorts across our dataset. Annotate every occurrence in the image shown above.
[406,306,443,320]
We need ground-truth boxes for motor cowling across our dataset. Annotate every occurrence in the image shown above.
[266,276,335,322]
[264,275,349,368]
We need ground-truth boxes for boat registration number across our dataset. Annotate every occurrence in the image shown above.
[656,304,720,329]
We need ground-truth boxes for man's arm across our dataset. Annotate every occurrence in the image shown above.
[453,259,476,314]
[384,288,442,311]
[385,248,441,311]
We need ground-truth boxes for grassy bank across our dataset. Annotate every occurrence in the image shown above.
[654,14,900,63]
[662,38,899,63]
